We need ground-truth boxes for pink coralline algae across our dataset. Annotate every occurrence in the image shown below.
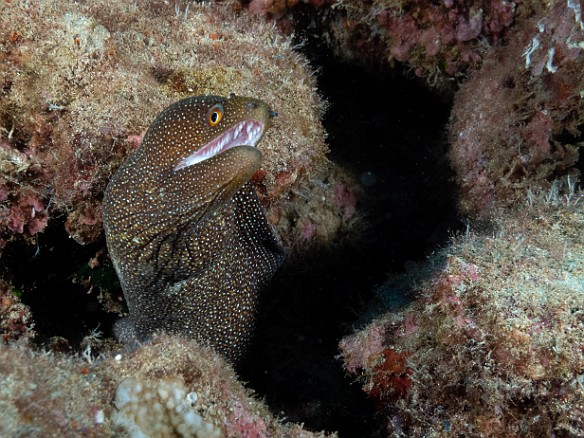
[372,0,517,78]
[339,317,387,375]
[5,194,48,236]
[332,181,358,219]
[0,0,348,253]
[226,401,269,438]
[376,4,486,62]
[0,280,34,344]
[280,0,521,88]
[0,136,50,244]
[340,189,584,437]
[449,0,583,216]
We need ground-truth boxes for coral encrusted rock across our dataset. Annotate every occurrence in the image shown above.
[0,335,334,437]
[340,184,584,437]
[449,0,583,216]
[0,0,354,249]
[254,0,526,89]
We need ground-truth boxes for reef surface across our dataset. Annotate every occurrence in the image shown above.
[0,0,583,436]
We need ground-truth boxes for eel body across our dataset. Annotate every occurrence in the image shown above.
[103,94,285,361]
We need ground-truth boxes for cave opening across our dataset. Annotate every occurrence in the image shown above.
[237,44,462,436]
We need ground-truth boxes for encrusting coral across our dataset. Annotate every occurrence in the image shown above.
[246,0,525,89]
[340,181,584,437]
[449,0,584,216]
[0,335,334,437]
[112,376,223,438]
[0,0,356,251]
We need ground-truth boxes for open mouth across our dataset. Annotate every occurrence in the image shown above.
[174,120,265,171]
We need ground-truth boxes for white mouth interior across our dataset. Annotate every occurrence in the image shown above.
[174,120,264,171]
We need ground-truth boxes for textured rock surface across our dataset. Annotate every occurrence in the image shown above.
[245,0,528,88]
[0,0,354,250]
[449,0,583,216]
[340,184,584,437]
[0,335,334,437]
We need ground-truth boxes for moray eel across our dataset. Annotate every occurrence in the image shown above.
[103,94,285,362]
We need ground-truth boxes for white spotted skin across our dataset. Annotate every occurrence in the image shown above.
[103,95,284,362]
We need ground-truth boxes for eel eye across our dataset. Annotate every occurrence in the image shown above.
[208,104,224,127]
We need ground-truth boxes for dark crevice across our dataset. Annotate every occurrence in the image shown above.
[1,219,118,349]
[553,124,584,190]
[238,50,462,436]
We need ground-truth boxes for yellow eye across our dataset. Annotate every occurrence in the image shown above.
[208,104,224,127]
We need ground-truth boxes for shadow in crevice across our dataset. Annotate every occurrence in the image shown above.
[239,58,462,436]
[1,220,119,349]
[240,243,384,435]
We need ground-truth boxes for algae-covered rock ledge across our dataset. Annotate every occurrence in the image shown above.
[0,0,353,249]
[0,335,334,437]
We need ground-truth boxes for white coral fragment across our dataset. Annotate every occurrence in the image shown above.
[112,377,223,438]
